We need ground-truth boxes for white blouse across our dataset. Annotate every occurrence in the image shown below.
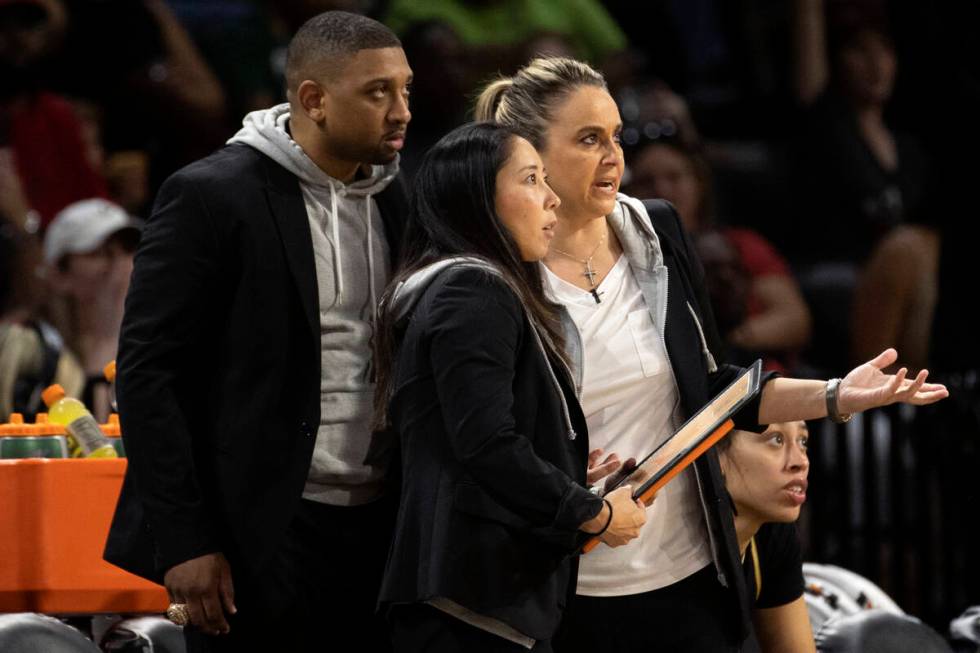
[543,256,711,596]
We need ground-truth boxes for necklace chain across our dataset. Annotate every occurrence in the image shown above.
[550,232,606,265]
[549,231,607,303]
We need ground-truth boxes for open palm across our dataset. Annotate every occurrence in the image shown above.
[839,349,949,414]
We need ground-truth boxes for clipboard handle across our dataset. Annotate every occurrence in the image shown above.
[580,418,735,555]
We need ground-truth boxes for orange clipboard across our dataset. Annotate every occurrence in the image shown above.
[581,360,763,554]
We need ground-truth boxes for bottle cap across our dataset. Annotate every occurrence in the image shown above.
[34,413,66,436]
[41,384,66,407]
[104,360,117,383]
[101,413,121,436]
[2,413,32,436]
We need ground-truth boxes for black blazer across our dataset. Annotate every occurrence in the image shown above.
[644,199,775,639]
[104,144,407,582]
[378,267,604,642]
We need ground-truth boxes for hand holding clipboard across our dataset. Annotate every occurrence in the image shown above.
[581,361,763,554]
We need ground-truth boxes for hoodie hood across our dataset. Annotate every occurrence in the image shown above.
[386,256,500,326]
[229,104,399,308]
[228,103,399,195]
[608,193,664,271]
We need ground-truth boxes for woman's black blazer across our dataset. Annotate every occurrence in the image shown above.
[378,267,603,641]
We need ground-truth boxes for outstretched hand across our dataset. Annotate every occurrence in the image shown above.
[838,348,949,414]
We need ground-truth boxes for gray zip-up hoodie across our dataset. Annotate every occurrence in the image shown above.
[229,103,398,506]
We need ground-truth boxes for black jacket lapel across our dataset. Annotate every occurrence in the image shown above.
[662,249,710,417]
[261,155,319,341]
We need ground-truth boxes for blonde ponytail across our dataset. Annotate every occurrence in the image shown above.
[473,77,513,122]
[472,56,607,149]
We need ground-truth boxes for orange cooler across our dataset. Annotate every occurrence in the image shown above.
[0,458,168,613]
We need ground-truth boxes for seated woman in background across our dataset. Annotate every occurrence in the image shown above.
[626,139,811,374]
[373,122,646,652]
[719,420,816,653]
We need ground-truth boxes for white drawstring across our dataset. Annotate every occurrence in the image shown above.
[329,182,343,304]
[365,194,377,320]
[310,180,378,317]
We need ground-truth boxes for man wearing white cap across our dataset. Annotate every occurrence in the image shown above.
[43,198,142,268]
[42,198,141,418]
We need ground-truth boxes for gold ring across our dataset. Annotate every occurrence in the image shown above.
[166,602,190,626]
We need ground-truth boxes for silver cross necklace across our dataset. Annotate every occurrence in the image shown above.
[550,233,607,303]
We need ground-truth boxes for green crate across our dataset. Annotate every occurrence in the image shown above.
[0,436,69,459]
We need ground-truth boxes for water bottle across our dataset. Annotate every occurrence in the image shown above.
[41,384,117,458]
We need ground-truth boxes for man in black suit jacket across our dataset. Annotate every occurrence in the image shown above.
[104,11,412,651]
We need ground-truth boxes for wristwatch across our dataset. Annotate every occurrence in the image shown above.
[825,377,852,424]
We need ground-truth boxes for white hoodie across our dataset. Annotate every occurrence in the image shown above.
[229,104,397,506]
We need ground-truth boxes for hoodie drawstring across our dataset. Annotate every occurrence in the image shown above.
[308,185,378,319]
[329,182,343,304]
[226,104,397,318]
[366,195,377,319]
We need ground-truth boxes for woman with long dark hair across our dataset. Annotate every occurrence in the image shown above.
[374,121,646,652]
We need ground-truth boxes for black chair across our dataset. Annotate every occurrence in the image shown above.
[100,616,186,653]
[0,613,101,653]
[816,610,953,653]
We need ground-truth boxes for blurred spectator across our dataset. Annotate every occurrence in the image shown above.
[625,138,811,373]
[388,0,632,175]
[1,227,83,421]
[798,3,980,629]
[380,1,629,176]
[791,0,928,264]
[604,0,800,139]
[41,199,140,420]
[0,149,43,318]
[0,325,85,421]
[850,224,938,372]
[68,98,152,215]
[627,139,711,227]
[618,81,702,152]
[789,0,931,374]
[691,228,750,346]
[815,5,980,606]
[1,0,108,228]
[38,0,227,198]
[103,150,152,216]
[384,0,627,67]
[167,0,285,120]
